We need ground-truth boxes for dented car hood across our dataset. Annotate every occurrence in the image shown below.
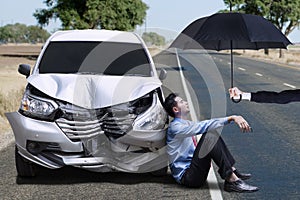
[27,74,162,109]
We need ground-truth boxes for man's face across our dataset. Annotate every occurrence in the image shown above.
[174,96,190,116]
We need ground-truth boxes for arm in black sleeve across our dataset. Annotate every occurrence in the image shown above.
[251,89,300,104]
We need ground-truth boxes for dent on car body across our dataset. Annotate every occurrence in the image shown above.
[27,74,162,109]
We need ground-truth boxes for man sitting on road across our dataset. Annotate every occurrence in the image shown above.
[164,93,259,193]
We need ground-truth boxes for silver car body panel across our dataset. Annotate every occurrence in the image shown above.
[6,111,168,172]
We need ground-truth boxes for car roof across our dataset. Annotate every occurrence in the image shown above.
[49,29,142,44]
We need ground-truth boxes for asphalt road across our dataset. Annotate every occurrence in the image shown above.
[0,50,299,200]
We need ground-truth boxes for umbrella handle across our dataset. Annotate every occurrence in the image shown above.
[231,94,242,103]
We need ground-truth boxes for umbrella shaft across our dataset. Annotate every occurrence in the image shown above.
[231,41,233,88]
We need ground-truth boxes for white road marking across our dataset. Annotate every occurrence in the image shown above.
[238,67,246,71]
[255,73,263,77]
[283,83,296,88]
[175,49,223,200]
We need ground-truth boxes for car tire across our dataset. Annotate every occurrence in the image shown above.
[15,146,36,177]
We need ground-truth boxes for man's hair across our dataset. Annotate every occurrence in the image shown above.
[164,93,178,118]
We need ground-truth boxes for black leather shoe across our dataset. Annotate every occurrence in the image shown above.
[224,179,259,193]
[234,169,251,180]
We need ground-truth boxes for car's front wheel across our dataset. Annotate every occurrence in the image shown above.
[15,146,36,177]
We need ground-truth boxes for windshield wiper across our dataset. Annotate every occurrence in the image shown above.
[123,74,150,77]
[75,72,103,75]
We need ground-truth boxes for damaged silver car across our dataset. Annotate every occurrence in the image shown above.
[6,30,168,177]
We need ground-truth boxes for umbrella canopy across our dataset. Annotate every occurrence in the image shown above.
[170,12,292,50]
[169,12,292,102]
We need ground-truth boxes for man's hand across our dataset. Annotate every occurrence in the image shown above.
[228,115,252,133]
[229,87,244,99]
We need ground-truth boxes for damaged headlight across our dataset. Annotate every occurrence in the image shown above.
[133,93,167,130]
[19,91,58,120]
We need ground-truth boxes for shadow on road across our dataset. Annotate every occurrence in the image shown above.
[16,166,177,185]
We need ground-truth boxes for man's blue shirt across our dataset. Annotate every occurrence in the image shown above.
[166,117,229,183]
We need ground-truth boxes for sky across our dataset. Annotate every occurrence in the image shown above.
[0,0,299,42]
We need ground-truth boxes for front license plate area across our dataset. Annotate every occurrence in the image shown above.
[82,136,100,156]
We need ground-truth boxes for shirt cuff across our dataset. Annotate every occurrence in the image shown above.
[224,117,232,125]
[242,93,251,101]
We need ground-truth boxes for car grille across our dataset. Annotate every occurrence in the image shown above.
[56,118,103,140]
[56,107,136,140]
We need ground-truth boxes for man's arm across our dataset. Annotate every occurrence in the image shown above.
[227,115,252,132]
[170,116,251,137]
[251,89,300,104]
[170,118,229,137]
[229,87,300,104]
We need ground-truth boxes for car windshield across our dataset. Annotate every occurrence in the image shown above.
[38,41,152,77]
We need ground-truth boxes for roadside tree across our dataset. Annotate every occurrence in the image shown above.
[34,0,148,31]
[142,32,166,46]
[0,23,50,43]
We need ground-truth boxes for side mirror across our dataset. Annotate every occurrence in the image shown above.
[18,64,31,78]
[158,68,167,80]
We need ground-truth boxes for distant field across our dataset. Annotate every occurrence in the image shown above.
[236,44,300,68]
[0,44,42,131]
[0,44,42,93]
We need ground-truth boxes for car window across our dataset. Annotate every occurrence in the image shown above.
[38,41,152,77]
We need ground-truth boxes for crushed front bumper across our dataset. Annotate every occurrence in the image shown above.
[6,112,168,173]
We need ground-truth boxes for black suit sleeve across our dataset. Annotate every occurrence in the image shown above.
[251,89,300,104]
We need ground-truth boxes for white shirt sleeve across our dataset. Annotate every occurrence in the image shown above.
[170,117,229,138]
[242,92,251,101]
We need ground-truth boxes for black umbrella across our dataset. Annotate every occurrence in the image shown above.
[170,12,292,93]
